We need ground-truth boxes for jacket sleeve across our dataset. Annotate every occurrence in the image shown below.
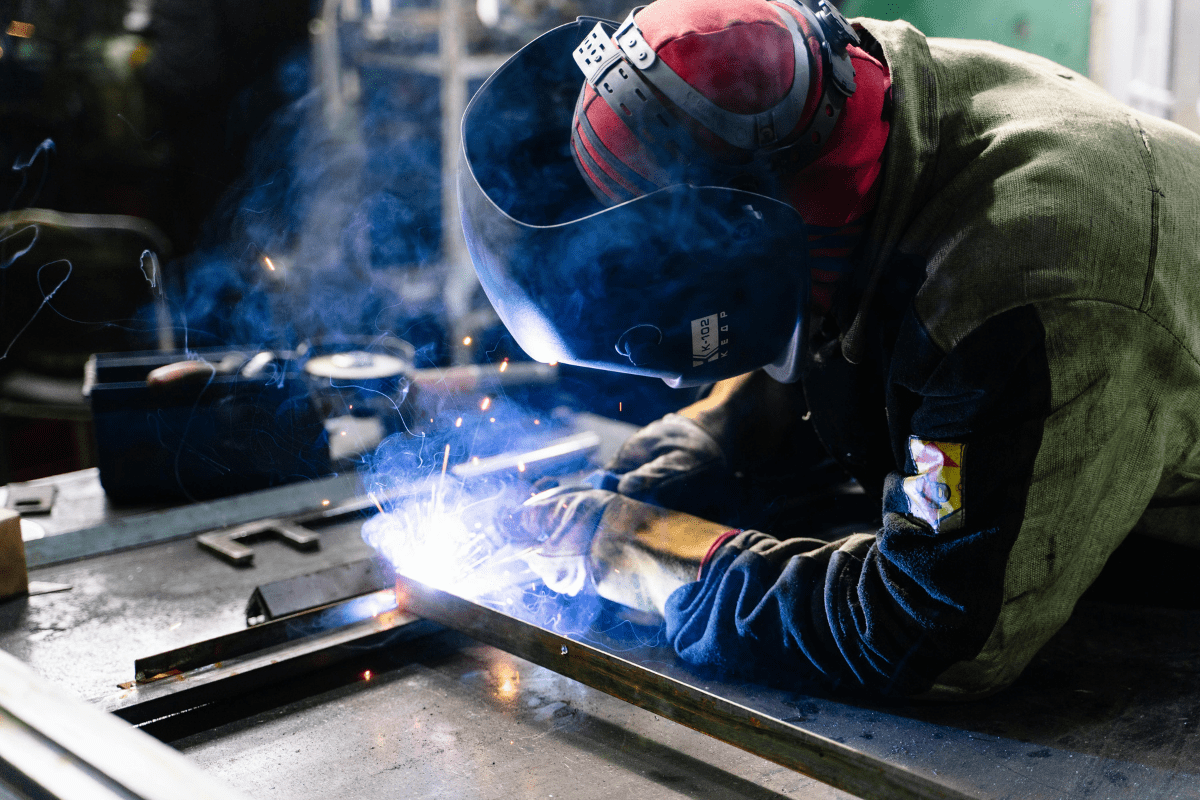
[663,301,1185,697]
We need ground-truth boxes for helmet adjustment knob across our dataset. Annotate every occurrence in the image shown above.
[615,324,663,366]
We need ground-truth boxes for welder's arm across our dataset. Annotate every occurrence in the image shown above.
[606,370,808,522]
[505,488,728,615]
[665,303,1176,698]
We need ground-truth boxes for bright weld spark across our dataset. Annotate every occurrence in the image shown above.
[322,499,330,507]
[369,492,386,514]
[517,463,526,472]
[363,478,521,596]
[168,622,182,631]
[463,336,472,346]
[548,361,558,366]
[263,255,276,271]
[437,445,451,509]
[455,417,463,427]
[499,360,508,373]
[480,397,491,411]
[534,419,540,425]
[363,670,372,681]
[619,401,623,412]
[489,417,495,423]
[472,457,480,463]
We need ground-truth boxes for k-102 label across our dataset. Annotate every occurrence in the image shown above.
[691,312,729,367]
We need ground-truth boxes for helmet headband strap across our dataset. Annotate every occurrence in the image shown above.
[571,0,860,188]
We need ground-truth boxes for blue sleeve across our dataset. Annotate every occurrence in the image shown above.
[665,306,1053,696]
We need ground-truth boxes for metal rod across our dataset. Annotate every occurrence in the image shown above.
[105,609,439,725]
[395,575,980,800]
[450,431,599,479]
[0,649,253,800]
[134,587,396,682]
[24,431,595,568]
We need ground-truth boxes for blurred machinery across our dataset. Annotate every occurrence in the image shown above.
[306,0,626,366]
[0,0,671,487]
[0,0,308,482]
[82,339,560,502]
[0,209,173,483]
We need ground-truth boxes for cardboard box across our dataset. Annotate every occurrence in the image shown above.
[0,509,28,600]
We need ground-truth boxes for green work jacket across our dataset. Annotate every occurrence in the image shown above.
[666,18,1200,698]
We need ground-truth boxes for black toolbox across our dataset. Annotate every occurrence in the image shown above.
[85,349,331,503]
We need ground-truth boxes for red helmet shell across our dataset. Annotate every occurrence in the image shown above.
[571,0,824,204]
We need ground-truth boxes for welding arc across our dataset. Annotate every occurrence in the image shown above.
[395,575,978,800]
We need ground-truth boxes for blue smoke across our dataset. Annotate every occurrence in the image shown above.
[169,48,446,356]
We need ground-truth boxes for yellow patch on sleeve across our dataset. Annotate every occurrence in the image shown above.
[902,438,965,532]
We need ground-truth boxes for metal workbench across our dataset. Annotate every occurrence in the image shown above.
[4,416,1200,799]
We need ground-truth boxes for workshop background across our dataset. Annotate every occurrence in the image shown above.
[1,0,1197,484]
[2,1,1200,800]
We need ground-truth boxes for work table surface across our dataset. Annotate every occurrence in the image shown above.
[4,460,1200,799]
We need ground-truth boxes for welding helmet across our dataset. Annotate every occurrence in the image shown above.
[459,0,860,387]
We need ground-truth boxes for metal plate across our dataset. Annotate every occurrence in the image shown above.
[394,575,972,800]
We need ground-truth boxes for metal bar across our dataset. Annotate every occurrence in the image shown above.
[395,575,980,800]
[105,609,439,725]
[413,361,558,393]
[134,588,397,682]
[0,649,253,800]
[450,431,599,479]
[245,558,392,625]
[0,710,134,800]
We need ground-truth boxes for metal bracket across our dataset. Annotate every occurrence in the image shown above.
[814,0,859,95]
[197,520,320,566]
[815,0,860,51]
[573,22,624,84]
[245,558,392,625]
[5,483,56,516]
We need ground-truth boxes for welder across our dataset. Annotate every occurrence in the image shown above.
[459,0,1200,698]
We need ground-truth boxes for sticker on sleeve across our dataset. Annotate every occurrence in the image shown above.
[902,439,965,532]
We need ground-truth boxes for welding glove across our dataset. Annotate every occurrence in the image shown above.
[504,485,728,615]
[607,372,817,527]
[605,413,737,523]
